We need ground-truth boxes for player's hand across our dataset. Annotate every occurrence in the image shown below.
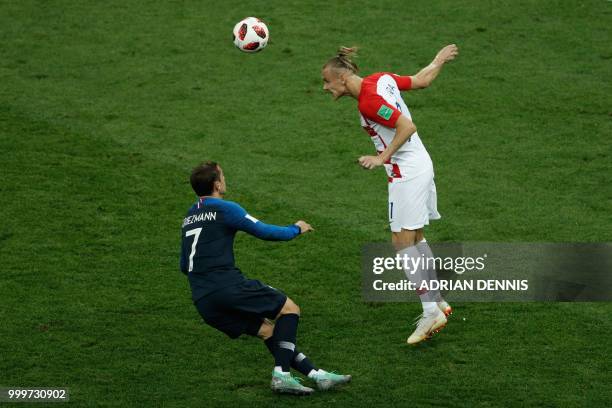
[358,155,384,170]
[295,220,314,234]
[434,44,459,65]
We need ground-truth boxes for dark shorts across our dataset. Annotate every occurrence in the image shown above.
[194,279,287,339]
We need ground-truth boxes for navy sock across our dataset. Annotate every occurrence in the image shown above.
[292,351,318,376]
[270,313,299,372]
[264,338,318,376]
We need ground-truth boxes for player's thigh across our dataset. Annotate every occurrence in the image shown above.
[229,279,289,320]
[388,174,436,236]
[195,291,263,339]
[195,280,291,339]
[233,281,299,318]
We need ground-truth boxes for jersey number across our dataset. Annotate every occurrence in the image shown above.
[185,227,203,272]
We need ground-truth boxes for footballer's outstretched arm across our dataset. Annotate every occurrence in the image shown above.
[238,217,312,241]
[410,44,459,89]
[224,201,313,241]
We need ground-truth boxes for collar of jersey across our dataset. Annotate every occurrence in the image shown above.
[198,196,223,205]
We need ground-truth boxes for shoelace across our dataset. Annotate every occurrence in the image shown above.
[282,375,304,386]
[316,371,346,381]
[326,371,344,380]
[414,313,436,330]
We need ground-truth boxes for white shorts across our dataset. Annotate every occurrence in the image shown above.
[388,170,441,232]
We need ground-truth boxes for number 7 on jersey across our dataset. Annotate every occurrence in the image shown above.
[185,227,202,272]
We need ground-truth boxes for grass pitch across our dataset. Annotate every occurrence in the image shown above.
[1,1,611,406]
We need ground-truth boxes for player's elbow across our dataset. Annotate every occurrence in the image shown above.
[398,117,417,135]
[407,122,417,135]
[412,75,431,89]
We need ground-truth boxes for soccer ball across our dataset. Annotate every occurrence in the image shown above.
[233,17,269,53]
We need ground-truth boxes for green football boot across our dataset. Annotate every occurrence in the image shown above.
[270,371,314,395]
[312,370,352,391]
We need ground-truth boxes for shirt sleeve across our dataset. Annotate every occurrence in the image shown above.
[389,73,412,90]
[223,201,301,241]
[359,94,403,128]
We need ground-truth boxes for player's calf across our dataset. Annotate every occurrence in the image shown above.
[262,304,352,392]
[270,298,301,374]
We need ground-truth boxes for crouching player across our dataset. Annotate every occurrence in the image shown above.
[180,161,351,395]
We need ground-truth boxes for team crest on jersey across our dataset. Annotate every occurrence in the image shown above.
[377,105,393,120]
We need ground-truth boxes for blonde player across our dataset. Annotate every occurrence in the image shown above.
[322,44,458,344]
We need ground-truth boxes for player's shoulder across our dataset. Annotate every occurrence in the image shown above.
[359,73,389,110]
[220,199,246,213]
[361,72,397,97]
[200,198,245,214]
[184,198,240,214]
[363,72,389,81]
[363,72,398,86]
[183,198,248,229]
[361,72,383,94]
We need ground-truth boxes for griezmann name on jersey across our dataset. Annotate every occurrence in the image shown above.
[180,197,300,302]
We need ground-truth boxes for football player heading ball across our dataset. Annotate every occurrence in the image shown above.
[322,44,459,345]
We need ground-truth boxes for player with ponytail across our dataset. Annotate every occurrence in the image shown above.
[322,44,459,345]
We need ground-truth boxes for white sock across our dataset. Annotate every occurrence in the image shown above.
[416,238,443,302]
[308,369,326,379]
[398,245,436,306]
[421,300,438,315]
[274,366,289,375]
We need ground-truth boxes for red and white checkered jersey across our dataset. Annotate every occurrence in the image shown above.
[358,72,432,182]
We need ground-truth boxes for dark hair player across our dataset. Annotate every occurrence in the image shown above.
[180,162,351,395]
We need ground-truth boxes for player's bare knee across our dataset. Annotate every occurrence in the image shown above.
[257,321,275,340]
[286,298,301,316]
[392,229,418,250]
[279,297,300,317]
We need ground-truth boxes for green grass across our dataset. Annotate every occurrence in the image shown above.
[1,0,611,406]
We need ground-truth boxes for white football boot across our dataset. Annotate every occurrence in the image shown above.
[437,300,453,316]
[407,308,447,345]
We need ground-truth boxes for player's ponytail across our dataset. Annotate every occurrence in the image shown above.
[324,46,359,74]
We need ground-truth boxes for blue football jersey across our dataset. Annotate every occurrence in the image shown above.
[180,197,300,301]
